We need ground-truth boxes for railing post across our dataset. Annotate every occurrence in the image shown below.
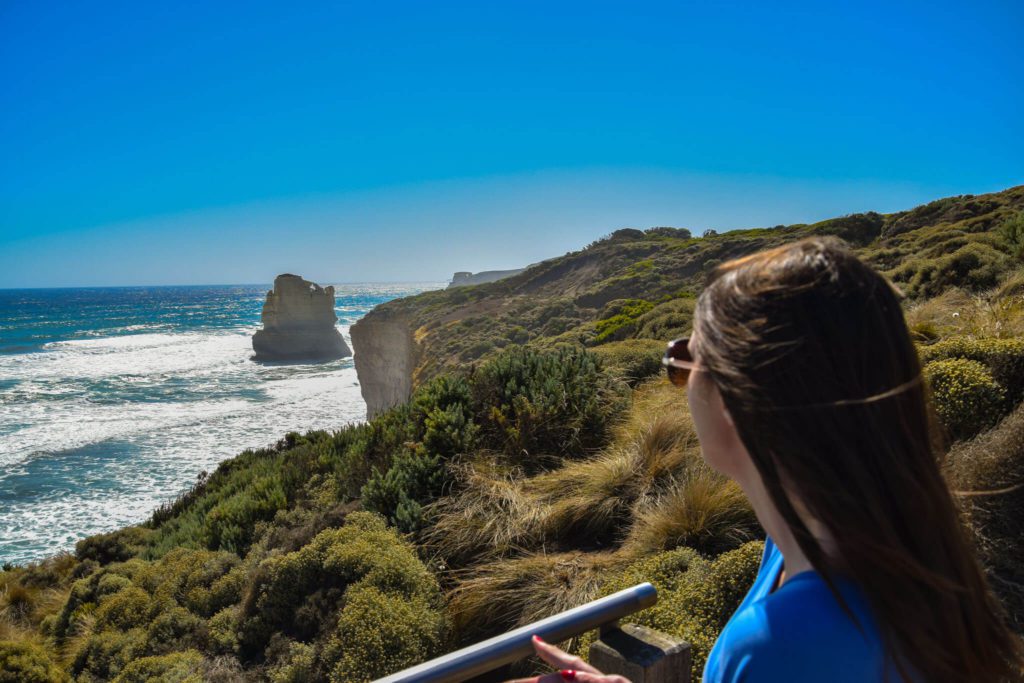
[589,623,691,683]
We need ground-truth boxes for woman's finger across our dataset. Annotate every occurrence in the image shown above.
[504,675,577,683]
[563,671,632,683]
[505,672,632,683]
[530,635,602,674]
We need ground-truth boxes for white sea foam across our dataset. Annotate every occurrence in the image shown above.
[0,326,368,564]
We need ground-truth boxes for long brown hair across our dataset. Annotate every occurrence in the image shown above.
[692,235,1023,682]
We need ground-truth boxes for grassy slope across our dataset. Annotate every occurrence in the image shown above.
[363,185,1024,387]
[2,186,1024,682]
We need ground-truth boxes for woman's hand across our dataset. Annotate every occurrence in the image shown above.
[503,635,633,683]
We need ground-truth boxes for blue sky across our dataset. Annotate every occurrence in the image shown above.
[1,0,1022,287]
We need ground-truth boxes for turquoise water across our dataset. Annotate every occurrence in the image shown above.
[0,283,444,565]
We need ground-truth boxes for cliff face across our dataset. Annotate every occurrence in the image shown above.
[350,313,417,418]
[349,185,1024,419]
[252,274,352,361]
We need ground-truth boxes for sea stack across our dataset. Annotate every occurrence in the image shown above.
[252,274,351,361]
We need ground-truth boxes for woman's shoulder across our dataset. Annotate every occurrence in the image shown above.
[705,542,894,682]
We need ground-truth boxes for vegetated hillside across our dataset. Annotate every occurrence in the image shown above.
[358,185,1024,393]
[2,188,1023,683]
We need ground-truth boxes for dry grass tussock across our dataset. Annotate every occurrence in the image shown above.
[424,379,756,567]
[623,466,756,556]
[446,550,626,645]
[425,378,760,646]
[904,270,1024,342]
[943,402,1024,632]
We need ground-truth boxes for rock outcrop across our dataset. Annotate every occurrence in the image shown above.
[448,268,525,288]
[252,274,351,361]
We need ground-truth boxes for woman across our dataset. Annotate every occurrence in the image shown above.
[511,236,1022,682]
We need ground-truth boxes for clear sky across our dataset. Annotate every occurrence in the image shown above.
[1,0,1022,287]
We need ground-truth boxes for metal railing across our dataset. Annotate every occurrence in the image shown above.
[373,582,658,683]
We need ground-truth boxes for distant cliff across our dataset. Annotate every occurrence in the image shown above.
[448,268,525,288]
[252,274,352,361]
[350,186,1024,418]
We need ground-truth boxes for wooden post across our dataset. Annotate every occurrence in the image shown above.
[589,624,691,683]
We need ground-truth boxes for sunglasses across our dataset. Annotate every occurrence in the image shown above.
[662,336,703,386]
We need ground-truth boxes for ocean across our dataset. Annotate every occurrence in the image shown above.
[0,282,444,565]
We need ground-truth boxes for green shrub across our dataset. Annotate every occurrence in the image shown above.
[238,512,448,671]
[0,640,68,683]
[999,211,1024,261]
[56,566,138,639]
[577,542,763,683]
[207,607,241,656]
[924,359,1006,440]
[136,547,241,618]
[95,586,151,631]
[362,446,447,533]
[202,476,287,554]
[327,584,449,682]
[362,378,481,531]
[590,339,666,386]
[634,297,696,341]
[76,527,154,564]
[918,337,1024,408]
[894,241,1010,298]
[471,346,628,468]
[111,649,205,683]
[71,628,146,680]
[268,640,316,683]
[592,299,655,344]
[142,606,205,656]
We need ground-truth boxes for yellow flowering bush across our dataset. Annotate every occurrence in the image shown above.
[238,512,449,680]
[918,337,1024,407]
[577,542,763,683]
[924,358,1006,440]
[0,641,68,683]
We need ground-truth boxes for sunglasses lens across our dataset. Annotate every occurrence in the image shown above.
[664,337,692,387]
[666,364,689,386]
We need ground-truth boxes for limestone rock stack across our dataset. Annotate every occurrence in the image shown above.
[252,274,351,361]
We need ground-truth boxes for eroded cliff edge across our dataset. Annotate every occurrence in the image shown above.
[350,312,418,419]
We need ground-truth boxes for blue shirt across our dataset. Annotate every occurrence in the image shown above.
[703,536,909,682]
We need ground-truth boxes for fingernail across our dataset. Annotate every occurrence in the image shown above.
[560,671,576,681]
[533,634,545,643]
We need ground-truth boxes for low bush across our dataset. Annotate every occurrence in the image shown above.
[592,299,655,344]
[590,339,665,386]
[362,446,447,533]
[0,640,68,682]
[634,297,696,341]
[470,346,628,469]
[75,527,154,565]
[237,512,448,678]
[892,241,1010,298]
[327,584,449,682]
[362,376,480,531]
[111,649,205,683]
[202,476,287,554]
[999,211,1024,261]
[70,627,146,681]
[924,359,1005,441]
[919,337,1024,407]
[576,542,764,683]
